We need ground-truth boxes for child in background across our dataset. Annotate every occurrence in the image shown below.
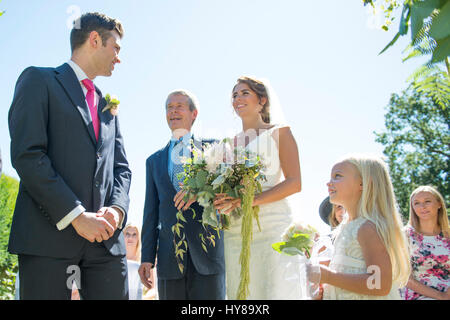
[318,196,347,230]
[401,186,450,300]
[309,154,410,299]
[329,204,347,229]
[124,224,144,300]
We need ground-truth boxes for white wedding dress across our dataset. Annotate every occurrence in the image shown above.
[224,124,303,300]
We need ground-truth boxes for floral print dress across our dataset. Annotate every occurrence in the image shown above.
[401,226,450,300]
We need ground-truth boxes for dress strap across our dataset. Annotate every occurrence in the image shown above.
[268,123,290,132]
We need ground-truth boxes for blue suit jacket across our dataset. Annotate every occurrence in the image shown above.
[8,63,132,258]
[141,138,225,280]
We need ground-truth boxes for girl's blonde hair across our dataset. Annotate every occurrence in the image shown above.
[340,153,411,287]
[329,204,342,228]
[408,186,449,238]
[123,224,142,262]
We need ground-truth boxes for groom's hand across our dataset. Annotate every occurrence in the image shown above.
[71,211,115,243]
[96,206,123,231]
[138,263,155,289]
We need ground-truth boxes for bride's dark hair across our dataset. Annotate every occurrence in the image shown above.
[233,76,270,123]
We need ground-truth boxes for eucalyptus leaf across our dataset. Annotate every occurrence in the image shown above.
[188,178,197,189]
[196,170,208,188]
[281,247,304,256]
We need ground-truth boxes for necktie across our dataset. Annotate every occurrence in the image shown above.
[81,78,99,141]
[171,139,185,192]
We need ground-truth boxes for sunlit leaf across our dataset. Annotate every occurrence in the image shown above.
[431,36,450,63]
[428,1,450,41]
[379,32,401,55]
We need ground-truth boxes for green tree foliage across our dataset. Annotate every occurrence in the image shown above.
[364,0,450,110]
[375,85,450,221]
[364,0,450,64]
[0,174,19,300]
[407,65,450,110]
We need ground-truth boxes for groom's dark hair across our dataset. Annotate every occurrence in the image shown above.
[70,12,124,53]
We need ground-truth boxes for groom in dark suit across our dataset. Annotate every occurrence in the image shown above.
[139,90,225,299]
[8,12,131,299]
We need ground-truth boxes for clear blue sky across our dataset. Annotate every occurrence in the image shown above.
[0,1,423,234]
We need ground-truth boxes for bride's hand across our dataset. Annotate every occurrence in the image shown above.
[173,187,197,211]
[213,194,241,215]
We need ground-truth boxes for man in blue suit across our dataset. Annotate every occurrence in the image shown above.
[8,12,131,299]
[139,90,225,300]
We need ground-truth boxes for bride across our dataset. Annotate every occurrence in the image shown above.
[214,76,303,299]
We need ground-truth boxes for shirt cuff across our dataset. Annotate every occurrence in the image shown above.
[56,205,86,231]
[111,205,125,229]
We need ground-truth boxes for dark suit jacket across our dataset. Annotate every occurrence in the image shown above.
[8,63,132,258]
[141,138,225,280]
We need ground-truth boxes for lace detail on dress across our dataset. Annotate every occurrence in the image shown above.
[323,217,401,300]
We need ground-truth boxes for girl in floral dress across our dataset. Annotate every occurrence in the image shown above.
[401,186,450,300]
[309,154,411,299]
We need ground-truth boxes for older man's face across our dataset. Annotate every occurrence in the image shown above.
[166,94,197,132]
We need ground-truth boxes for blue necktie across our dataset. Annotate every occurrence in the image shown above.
[171,140,184,192]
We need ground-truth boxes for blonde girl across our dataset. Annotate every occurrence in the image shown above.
[311,154,410,299]
[402,186,449,300]
[329,204,346,229]
[124,224,141,262]
[123,224,144,299]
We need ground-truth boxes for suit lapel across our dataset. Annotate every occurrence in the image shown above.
[54,63,97,146]
[96,87,108,151]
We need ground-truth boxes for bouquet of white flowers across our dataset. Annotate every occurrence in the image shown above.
[172,138,266,299]
[272,221,333,299]
[272,221,318,257]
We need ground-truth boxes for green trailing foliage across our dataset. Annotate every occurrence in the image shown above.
[171,138,265,300]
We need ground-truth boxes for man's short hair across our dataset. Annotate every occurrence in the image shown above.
[166,89,199,112]
[70,12,124,53]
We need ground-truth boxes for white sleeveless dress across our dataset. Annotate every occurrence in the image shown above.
[323,217,402,300]
[224,125,303,300]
